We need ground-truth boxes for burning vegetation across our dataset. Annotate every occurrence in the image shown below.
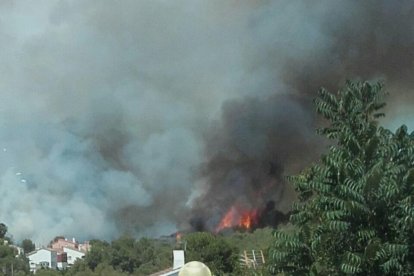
[213,201,289,233]
[215,206,259,232]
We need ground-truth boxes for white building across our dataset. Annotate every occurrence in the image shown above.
[63,247,85,265]
[57,252,68,270]
[27,248,57,273]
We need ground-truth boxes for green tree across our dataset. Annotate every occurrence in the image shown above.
[21,238,35,254]
[65,258,93,276]
[35,269,62,276]
[0,243,29,276]
[269,81,414,275]
[0,223,7,239]
[132,238,157,275]
[134,238,174,275]
[94,263,126,276]
[84,239,112,271]
[184,232,240,275]
[110,235,137,273]
[80,236,173,275]
[0,244,15,276]
[227,227,274,251]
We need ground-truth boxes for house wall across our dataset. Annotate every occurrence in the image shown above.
[57,252,68,270]
[173,250,184,269]
[51,239,78,252]
[78,241,91,252]
[57,261,68,270]
[63,247,85,265]
[28,249,57,271]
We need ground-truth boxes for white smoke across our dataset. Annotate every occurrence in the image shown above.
[0,1,413,243]
[0,0,255,243]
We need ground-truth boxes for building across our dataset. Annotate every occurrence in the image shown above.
[27,248,57,273]
[78,241,91,252]
[24,236,89,273]
[63,247,85,266]
[50,237,78,252]
[57,252,68,270]
[49,237,90,253]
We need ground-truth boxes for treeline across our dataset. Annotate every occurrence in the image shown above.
[0,224,275,275]
[64,230,274,276]
[0,232,174,276]
[0,223,30,276]
[71,236,172,275]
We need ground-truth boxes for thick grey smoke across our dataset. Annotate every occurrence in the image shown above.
[0,1,413,242]
[185,0,414,230]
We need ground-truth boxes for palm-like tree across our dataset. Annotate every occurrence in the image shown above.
[269,81,414,275]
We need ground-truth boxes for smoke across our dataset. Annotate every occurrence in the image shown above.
[187,0,414,230]
[0,1,413,242]
[188,94,320,230]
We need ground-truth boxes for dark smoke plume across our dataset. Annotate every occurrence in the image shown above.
[188,94,321,230]
[0,1,413,243]
[188,0,414,230]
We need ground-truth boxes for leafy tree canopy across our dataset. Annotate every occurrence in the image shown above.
[0,223,7,239]
[21,239,35,254]
[269,81,414,275]
[184,232,240,275]
[78,236,172,275]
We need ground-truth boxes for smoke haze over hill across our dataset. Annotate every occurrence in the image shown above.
[0,1,413,243]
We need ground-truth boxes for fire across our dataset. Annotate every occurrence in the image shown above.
[215,206,259,232]
[240,210,259,229]
[176,232,182,241]
[215,207,237,232]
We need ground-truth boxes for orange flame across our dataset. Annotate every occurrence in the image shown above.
[240,210,259,229]
[215,206,259,232]
[176,232,182,242]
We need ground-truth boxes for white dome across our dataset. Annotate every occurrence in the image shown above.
[178,261,212,276]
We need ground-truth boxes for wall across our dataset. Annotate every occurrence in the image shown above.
[28,249,57,271]
[63,247,85,265]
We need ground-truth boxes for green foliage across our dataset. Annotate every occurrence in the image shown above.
[0,223,29,275]
[110,236,138,273]
[35,270,62,276]
[93,263,126,276]
[78,236,172,275]
[84,239,112,271]
[69,230,282,275]
[0,246,29,275]
[227,227,274,252]
[65,259,95,276]
[0,224,7,239]
[184,232,240,275]
[21,238,35,254]
[269,81,414,275]
[0,224,282,275]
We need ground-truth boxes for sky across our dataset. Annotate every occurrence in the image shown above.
[0,0,413,244]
